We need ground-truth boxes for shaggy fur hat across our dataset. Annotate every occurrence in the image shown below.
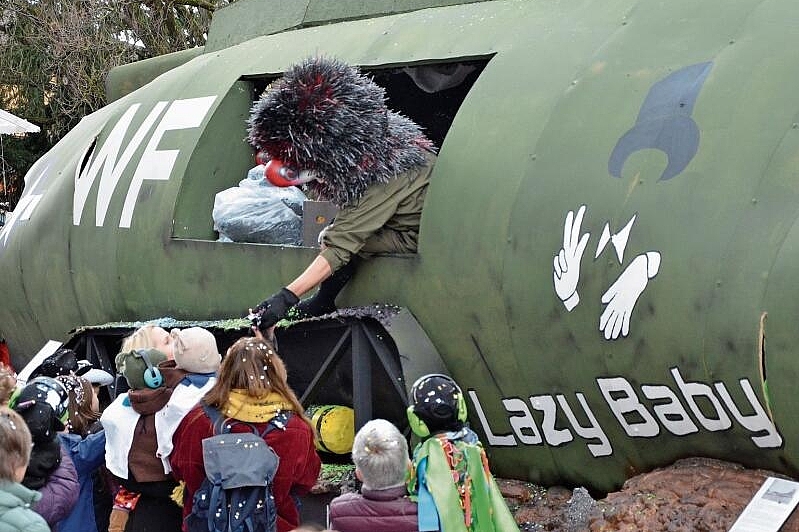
[115,348,168,390]
[170,327,221,375]
[247,56,435,207]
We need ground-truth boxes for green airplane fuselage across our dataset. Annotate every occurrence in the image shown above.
[2,0,799,492]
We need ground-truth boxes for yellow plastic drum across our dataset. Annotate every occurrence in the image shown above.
[307,404,355,455]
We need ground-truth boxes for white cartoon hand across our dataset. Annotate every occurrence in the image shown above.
[599,251,661,340]
[553,205,590,311]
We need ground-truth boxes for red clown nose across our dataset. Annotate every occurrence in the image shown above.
[264,158,317,187]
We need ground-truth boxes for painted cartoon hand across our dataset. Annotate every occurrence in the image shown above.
[599,251,661,340]
[553,205,590,311]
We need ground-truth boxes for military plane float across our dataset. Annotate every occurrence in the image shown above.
[2,0,799,493]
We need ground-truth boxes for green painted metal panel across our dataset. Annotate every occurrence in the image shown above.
[4,0,799,493]
[205,0,492,52]
[205,0,309,52]
[106,47,206,103]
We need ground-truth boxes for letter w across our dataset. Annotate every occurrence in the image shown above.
[73,102,168,226]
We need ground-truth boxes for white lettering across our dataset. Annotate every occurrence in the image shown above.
[470,370,779,457]
[1,161,51,247]
[96,102,168,226]
[641,384,698,436]
[502,397,542,445]
[74,104,144,225]
[120,96,217,228]
[556,393,611,457]
[714,380,782,448]
[598,377,659,437]
[530,395,573,446]
[671,367,731,432]
[467,389,516,446]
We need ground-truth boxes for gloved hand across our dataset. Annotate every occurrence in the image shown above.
[249,288,300,333]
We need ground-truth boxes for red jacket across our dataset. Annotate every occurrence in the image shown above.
[169,404,320,532]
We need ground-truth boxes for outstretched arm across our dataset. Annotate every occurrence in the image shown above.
[250,254,333,334]
[286,254,332,299]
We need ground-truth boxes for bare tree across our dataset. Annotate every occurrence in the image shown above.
[0,0,230,209]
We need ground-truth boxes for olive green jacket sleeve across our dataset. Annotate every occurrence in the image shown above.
[320,151,436,272]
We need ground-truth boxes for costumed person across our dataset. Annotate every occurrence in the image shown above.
[0,406,50,532]
[54,375,105,532]
[406,374,517,532]
[247,56,437,332]
[100,348,182,532]
[328,419,419,532]
[10,376,79,530]
[170,336,321,532]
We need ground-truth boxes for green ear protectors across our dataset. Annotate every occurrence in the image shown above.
[135,349,164,389]
[406,373,467,438]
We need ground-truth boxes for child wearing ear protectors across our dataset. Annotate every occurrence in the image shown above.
[406,374,517,532]
[101,348,183,532]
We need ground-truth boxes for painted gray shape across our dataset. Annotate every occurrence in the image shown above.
[608,62,713,181]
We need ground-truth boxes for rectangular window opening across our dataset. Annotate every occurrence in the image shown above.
[176,57,492,247]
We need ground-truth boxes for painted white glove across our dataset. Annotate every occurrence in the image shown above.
[599,251,661,340]
[553,205,590,311]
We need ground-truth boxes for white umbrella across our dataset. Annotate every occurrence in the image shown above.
[0,109,40,135]
[0,109,40,208]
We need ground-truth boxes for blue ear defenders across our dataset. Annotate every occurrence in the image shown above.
[406,373,468,438]
[135,349,164,388]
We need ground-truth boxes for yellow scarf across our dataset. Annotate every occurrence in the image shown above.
[222,390,295,423]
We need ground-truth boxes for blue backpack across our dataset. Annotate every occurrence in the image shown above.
[186,403,290,532]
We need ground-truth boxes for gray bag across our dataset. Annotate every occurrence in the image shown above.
[186,404,287,532]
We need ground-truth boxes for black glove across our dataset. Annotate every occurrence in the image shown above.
[250,288,300,333]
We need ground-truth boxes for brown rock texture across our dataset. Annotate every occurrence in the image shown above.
[501,457,799,532]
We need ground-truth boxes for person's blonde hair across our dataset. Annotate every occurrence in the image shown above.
[120,324,159,352]
[0,364,16,406]
[0,406,32,481]
[204,337,313,431]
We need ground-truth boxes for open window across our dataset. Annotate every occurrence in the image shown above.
[173,58,491,243]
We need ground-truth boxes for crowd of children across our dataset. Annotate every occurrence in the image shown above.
[0,330,516,532]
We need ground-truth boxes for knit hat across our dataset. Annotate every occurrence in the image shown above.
[170,327,222,374]
[29,348,78,379]
[115,348,168,390]
[410,374,465,434]
[12,377,69,441]
[247,56,435,208]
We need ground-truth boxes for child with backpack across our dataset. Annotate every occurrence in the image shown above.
[406,374,517,532]
[170,336,321,532]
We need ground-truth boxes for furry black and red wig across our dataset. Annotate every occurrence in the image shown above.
[247,56,435,207]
